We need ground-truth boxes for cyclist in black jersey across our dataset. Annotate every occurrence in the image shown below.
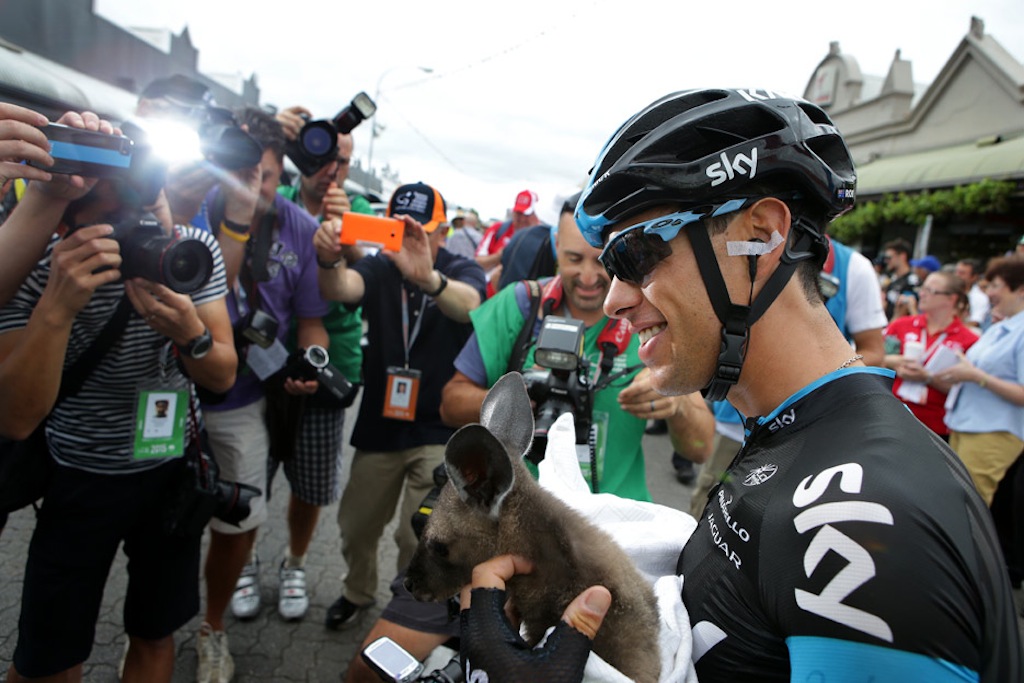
[456,88,1022,683]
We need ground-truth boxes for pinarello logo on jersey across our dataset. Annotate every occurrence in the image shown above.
[743,464,778,486]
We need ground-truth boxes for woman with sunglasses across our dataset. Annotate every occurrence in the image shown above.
[882,270,978,439]
[942,255,1024,506]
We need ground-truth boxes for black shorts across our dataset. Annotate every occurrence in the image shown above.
[13,459,200,677]
[381,571,461,641]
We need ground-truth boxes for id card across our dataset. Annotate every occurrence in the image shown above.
[383,367,421,421]
[133,388,188,459]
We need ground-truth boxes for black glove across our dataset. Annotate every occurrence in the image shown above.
[460,587,592,683]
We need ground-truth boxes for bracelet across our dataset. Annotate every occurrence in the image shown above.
[317,257,343,269]
[979,374,988,389]
[219,221,250,243]
[423,270,448,297]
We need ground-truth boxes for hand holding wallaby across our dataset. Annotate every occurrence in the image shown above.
[405,372,661,683]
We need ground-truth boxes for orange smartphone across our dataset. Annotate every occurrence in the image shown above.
[340,213,404,251]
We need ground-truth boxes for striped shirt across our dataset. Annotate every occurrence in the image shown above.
[0,226,227,474]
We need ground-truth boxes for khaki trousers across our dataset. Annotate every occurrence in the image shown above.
[950,430,1024,506]
[337,444,446,605]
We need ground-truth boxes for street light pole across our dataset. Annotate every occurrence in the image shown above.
[366,65,433,178]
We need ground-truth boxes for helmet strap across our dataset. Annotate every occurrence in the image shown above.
[685,216,824,402]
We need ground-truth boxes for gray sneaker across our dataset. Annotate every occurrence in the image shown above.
[230,555,261,620]
[196,622,235,683]
[277,561,309,621]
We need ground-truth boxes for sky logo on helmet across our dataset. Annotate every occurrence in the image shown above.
[706,148,758,188]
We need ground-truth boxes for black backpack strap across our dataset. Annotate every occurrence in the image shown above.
[506,280,542,374]
[58,296,135,402]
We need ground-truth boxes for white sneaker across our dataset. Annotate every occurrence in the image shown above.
[196,622,235,683]
[278,561,309,620]
[230,555,261,619]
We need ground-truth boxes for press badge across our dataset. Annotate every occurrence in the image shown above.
[133,387,188,459]
[383,366,421,421]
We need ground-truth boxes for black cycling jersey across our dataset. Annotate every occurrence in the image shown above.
[680,368,1021,683]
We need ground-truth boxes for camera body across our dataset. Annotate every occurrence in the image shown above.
[191,106,263,171]
[283,345,358,407]
[31,123,134,178]
[111,211,214,294]
[285,92,377,176]
[162,441,261,537]
[521,316,594,465]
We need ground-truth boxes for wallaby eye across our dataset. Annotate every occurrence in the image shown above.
[428,539,449,559]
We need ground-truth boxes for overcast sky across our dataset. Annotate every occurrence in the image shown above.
[94,0,1024,225]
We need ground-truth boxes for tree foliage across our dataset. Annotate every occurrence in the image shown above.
[830,179,1018,243]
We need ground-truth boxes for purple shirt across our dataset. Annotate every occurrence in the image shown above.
[203,193,329,411]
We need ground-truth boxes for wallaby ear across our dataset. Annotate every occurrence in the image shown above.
[446,424,515,519]
[479,372,535,461]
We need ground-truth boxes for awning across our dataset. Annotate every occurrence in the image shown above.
[856,135,1024,197]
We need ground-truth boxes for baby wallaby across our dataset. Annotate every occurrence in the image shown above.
[405,372,661,683]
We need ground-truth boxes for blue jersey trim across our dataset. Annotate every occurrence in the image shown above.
[788,636,979,682]
[757,366,894,428]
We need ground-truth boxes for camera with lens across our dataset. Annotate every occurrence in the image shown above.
[106,211,214,294]
[283,345,358,408]
[521,316,594,465]
[285,92,377,176]
[163,438,262,537]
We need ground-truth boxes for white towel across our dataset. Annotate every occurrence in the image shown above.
[538,412,699,682]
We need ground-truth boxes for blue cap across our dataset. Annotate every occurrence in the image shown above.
[910,255,942,273]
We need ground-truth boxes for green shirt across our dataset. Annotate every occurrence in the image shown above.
[276,183,372,382]
[467,281,650,501]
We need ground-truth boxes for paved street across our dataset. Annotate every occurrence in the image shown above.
[0,402,695,682]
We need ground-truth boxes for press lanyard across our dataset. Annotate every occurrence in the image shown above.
[400,286,428,369]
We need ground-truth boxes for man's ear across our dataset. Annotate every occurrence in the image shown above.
[745,197,792,277]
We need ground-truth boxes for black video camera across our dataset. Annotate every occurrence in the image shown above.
[521,316,594,465]
[285,92,377,176]
[284,345,358,408]
[411,462,449,541]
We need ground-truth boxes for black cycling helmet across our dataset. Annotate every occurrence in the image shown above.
[576,88,856,249]
[575,89,857,401]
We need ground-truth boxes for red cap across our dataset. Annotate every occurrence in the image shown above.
[513,190,538,215]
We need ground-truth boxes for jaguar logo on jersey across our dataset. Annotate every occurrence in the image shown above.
[743,463,778,486]
[791,462,895,642]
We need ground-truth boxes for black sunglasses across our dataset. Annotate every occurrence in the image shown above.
[598,200,754,285]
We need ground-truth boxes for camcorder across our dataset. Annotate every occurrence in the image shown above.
[283,345,358,408]
[162,437,261,538]
[521,316,594,465]
[285,92,377,176]
[411,462,449,541]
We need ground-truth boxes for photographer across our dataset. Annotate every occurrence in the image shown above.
[269,105,372,622]
[0,121,235,682]
[187,107,331,682]
[342,195,713,683]
[314,182,486,634]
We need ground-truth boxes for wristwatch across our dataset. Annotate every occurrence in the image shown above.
[423,270,448,297]
[177,327,213,359]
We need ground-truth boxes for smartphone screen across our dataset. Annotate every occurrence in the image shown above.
[31,123,134,178]
[362,637,423,681]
